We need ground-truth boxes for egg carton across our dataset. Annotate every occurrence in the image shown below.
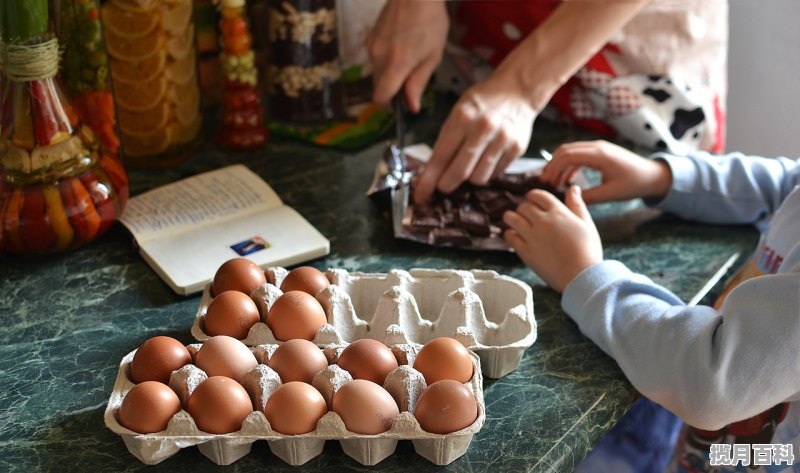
[192,268,536,378]
[104,332,485,466]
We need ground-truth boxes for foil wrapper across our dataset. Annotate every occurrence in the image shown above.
[366,141,413,199]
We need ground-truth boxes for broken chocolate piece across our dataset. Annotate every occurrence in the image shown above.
[473,188,502,203]
[429,227,473,247]
[523,173,565,200]
[411,215,442,233]
[457,207,491,237]
[409,201,444,232]
[480,193,515,221]
[448,185,472,205]
[490,173,528,194]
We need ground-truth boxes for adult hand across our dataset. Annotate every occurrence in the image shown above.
[412,73,537,204]
[503,186,602,293]
[366,0,449,113]
[539,141,672,204]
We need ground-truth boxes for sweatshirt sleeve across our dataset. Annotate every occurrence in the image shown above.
[561,252,800,430]
[649,151,800,227]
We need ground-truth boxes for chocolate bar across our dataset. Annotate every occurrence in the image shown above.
[404,170,564,248]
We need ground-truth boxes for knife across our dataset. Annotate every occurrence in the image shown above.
[389,94,407,183]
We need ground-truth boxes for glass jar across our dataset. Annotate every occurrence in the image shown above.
[0,0,129,255]
[102,0,202,168]
[265,0,345,124]
[217,0,268,150]
[194,0,223,106]
[58,0,121,158]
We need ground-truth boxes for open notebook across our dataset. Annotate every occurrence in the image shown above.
[120,165,329,295]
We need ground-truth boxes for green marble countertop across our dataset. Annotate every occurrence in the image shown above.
[0,100,759,472]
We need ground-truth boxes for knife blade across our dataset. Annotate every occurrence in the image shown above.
[387,94,407,183]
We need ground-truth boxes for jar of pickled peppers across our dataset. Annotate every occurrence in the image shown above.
[0,0,129,255]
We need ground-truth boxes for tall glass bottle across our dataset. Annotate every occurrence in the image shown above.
[217,0,268,150]
[0,0,129,255]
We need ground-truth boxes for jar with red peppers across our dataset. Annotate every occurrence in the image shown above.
[217,0,268,150]
[266,0,345,124]
[0,0,129,255]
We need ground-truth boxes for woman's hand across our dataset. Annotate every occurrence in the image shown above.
[504,186,602,293]
[366,0,449,113]
[540,141,673,204]
[412,72,537,204]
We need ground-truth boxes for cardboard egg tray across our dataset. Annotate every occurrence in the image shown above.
[104,334,485,466]
[192,268,537,378]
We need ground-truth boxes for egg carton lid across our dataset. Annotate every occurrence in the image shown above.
[104,334,485,466]
[192,267,536,378]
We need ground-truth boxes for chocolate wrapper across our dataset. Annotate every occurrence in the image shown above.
[366,142,412,200]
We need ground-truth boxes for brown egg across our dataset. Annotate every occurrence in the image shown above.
[204,290,261,340]
[268,339,328,384]
[414,379,478,434]
[195,335,259,382]
[336,339,398,385]
[266,290,327,341]
[332,379,400,434]
[118,381,181,434]
[187,376,254,434]
[212,258,266,296]
[129,336,192,384]
[280,266,329,296]
[413,337,474,384]
[264,381,328,435]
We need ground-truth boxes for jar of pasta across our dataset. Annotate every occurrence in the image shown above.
[101,0,202,168]
[266,0,345,124]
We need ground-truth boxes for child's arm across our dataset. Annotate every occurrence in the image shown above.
[540,141,673,203]
[502,186,800,427]
[561,249,800,430]
[648,150,799,226]
[507,140,800,428]
[540,141,800,226]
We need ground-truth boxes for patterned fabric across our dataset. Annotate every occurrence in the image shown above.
[435,0,728,153]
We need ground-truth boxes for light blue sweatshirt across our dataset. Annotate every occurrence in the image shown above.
[561,152,800,472]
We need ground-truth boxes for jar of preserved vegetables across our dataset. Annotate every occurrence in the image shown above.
[0,0,129,255]
[217,0,268,150]
[101,0,202,168]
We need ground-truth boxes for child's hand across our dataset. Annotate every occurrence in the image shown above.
[539,141,672,204]
[504,186,602,293]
